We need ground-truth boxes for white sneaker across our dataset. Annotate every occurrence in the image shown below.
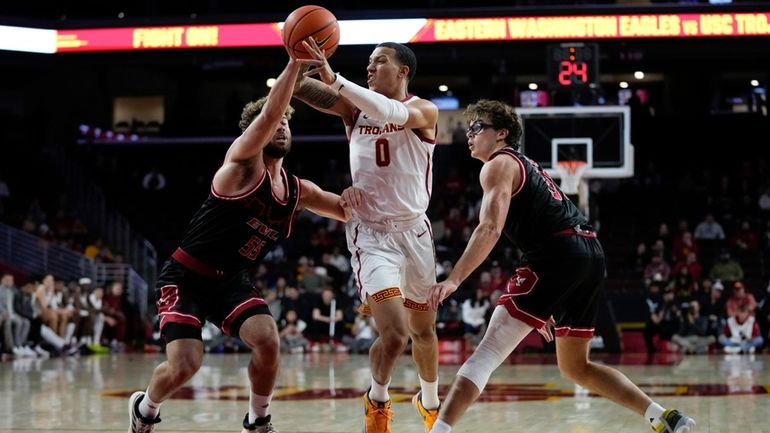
[34,345,50,358]
[128,391,161,433]
[747,346,756,354]
[724,345,741,354]
[656,409,696,433]
[22,346,37,357]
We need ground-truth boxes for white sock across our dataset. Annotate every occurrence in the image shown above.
[431,419,452,433]
[64,323,76,342]
[645,402,666,427]
[248,391,272,423]
[139,389,162,419]
[369,377,391,402]
[419,376,440,410]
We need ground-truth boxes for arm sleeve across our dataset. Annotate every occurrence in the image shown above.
[331,74,409,125]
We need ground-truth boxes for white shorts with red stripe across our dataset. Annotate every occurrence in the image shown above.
[345,216,436,310]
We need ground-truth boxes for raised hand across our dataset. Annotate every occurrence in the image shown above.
[301,37,337,85]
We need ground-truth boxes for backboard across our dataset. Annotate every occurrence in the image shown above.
[517,106,633,179]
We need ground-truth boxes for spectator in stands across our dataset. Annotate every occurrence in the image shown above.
[280,286,311,325]
[757,185,770,217]
[725,281,757,317]
[693,213,725,242]
[34,275,64,338]
[672,252,702,282]
[1,273,33,356]
[756,281,770,351]
[310,287,345,350]
[630,242,651,275]
[719,305,763,354]
[699,280,726,338]
[488,261,509,294]
[84,238,114,262]
[278,309,308,354]
[644,285,680,354]
[326,246,350,274]
[476,271,495,297]
[264,288,282,321]
[655,222,672,251]
[102,281,127,348]
[672,301,715,354]
[709,251,744,285]
[668,267,696,304]
[461,288,490,349]
[731,220,759,255]
[643,254,671,287]
[672,232,698,264]
[347,312,377,354]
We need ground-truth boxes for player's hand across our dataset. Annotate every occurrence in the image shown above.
[301,37,336,85]
[428,280,459,311]
[340,186,366,209]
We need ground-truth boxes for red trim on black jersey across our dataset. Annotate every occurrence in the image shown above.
[269,168,290,205]
[490,148,527,198]
[221,298,268,336]
[211,169,267,201]
[171,248,225,279]
[286,175,301,238]
[555,326,595,338]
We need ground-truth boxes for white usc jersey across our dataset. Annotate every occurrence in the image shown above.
[348,96,436,223]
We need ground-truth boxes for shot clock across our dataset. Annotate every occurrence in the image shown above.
[547,43,599,88]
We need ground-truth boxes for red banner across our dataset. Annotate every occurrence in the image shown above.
[57,23,283,52]
[413,13,770,42]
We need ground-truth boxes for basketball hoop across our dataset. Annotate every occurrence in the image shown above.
[554,160,588,196]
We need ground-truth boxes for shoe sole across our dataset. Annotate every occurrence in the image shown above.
[675,419,696,433]
[127,391,144,433]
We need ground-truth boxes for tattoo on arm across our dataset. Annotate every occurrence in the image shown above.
[295,79,340,109]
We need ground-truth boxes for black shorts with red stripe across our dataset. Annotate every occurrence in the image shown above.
[155,258,270,343]
[497,233,605,338]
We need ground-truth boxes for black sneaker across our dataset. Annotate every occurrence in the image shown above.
[654,409,696,433]
[127,391,161,433]
[242,413,278,433]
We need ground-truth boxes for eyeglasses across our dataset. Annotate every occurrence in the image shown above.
[466,122,495,136]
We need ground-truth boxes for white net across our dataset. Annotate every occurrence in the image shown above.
[554,160,588,195]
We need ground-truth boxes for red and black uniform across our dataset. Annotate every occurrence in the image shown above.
[492,147,605,338]
[156,168,300,342]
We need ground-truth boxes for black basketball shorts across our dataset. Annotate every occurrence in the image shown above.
[497,235,606,338]
[154,259,271,343]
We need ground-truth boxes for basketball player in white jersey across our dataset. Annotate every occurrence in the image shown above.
[296,39,440,433]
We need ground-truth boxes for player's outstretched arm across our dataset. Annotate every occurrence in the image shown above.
[298,179,353,222]
[224,58,302,163]
[301,38,438,130]
[427,157,519,310]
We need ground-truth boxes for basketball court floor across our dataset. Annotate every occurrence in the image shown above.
[1,352,768,432]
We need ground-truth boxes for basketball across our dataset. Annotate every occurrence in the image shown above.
[282,5,340,59]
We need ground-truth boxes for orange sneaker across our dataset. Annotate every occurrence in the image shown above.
[412,391,439,433]
[363,390,393,433]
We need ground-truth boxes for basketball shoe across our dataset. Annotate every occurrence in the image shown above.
[127,391,161,433]
[363,389,393,433]
[241,413,278,432]
[412,391,439,433]
[653,409,696,433]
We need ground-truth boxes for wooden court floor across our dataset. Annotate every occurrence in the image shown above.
[1,352,768,432]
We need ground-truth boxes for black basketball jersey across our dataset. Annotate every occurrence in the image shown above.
[490,147,587,253]
[176,167,300,274]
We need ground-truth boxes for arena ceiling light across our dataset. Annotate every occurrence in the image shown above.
[438,85,449,92]
[266,78,276,88]
[619,81,629,88]
[750,79,759,87]
[634,71,645,80]
[528,83,539,90]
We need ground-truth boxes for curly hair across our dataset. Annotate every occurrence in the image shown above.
[463,99,523,150]
[238,96,295,132]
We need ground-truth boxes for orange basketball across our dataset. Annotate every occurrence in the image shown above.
[282,5,340,59]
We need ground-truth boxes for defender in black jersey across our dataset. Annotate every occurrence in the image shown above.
[128,55,356,433]
[425,100,695,433]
